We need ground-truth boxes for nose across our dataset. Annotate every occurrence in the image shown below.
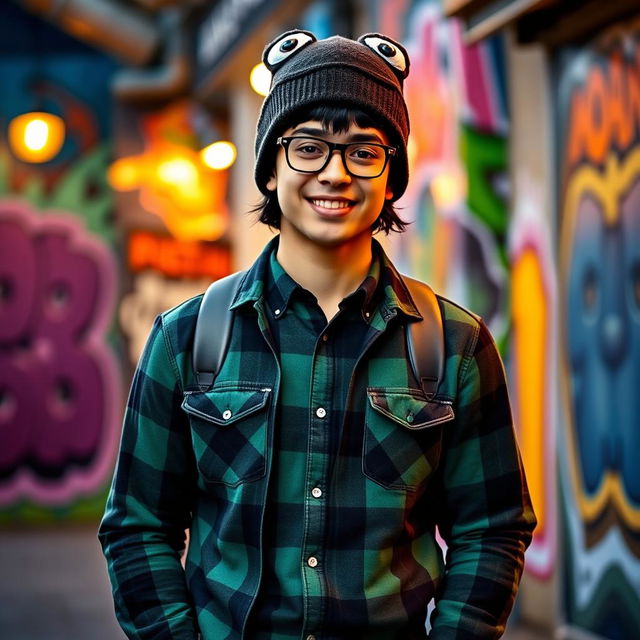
[317,150,351,185]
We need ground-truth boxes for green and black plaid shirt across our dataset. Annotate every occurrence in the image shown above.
[99,236,535,640]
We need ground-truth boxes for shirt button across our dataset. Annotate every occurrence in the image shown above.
[307,556,318,568]
[311,487,322,498]
[316,407,326,418]
[222,409,232,420]
[274,308,281,316]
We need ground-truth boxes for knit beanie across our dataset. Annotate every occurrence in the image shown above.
[254,30,411,201]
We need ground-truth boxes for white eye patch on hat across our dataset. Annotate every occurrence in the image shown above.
[262,30,410,83]
[358,34,409,77]
[265,31,316,67]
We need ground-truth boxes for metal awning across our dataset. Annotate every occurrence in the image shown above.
[444,0,639,45]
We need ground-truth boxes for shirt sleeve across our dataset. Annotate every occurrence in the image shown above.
[429,320,537,639]
[98,315,199,640]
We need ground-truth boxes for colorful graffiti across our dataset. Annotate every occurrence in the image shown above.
[509,173,556,579]
[557,19,640,638]
[0,202,121,507]
[371,0,553,578]
[376,0,509,340]
[0,15,122,518]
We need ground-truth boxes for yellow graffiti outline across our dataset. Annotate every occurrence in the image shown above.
[560,149,640,531]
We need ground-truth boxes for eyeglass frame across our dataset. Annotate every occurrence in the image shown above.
[276,135,397,179]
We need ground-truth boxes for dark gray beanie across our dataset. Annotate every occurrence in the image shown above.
[254,30,411,200]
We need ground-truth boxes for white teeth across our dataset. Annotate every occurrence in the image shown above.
[311,199,351,209]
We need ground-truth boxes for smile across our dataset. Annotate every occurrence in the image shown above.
[308,198,354,209]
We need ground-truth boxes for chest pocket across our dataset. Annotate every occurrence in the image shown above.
[182,385,272,488]
[363,387,454,491]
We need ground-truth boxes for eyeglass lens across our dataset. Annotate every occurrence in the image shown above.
[286,138,389,177]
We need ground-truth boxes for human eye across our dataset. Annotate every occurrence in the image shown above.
[291,138,326,157]
[348,144,384,164]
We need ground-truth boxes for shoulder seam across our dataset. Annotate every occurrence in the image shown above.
[159,312,185,394]
[159,292,204,321]
[457,318,482,394]
[435,292,481,324]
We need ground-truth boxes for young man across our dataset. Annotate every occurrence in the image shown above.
[100,31,536,640]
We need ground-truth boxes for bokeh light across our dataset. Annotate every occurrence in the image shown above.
[200,140,237,170]
[250,62,271,97]
[8,112,65,163]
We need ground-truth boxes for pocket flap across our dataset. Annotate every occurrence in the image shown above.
[182,386,271,426]
[367,387,454,430]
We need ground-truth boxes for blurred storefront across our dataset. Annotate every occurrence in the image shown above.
[1,1,639,639]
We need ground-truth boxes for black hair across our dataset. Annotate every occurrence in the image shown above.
[253,104,408,234]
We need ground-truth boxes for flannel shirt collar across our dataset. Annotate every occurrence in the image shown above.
[266,243,381,322]
[372,239,422,321]
[229,235,279,311]
[266,247,304,319]
[230,235,422,322]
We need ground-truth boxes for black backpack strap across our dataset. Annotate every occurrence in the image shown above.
[402,276,444,400]
[193,269,444,398]
[193,271,246,391]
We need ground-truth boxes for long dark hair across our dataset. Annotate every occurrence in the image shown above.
[253,104,408,235]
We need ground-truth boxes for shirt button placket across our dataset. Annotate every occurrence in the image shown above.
[305,342,330,635]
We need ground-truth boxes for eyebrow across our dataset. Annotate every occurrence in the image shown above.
[291,126,386,144]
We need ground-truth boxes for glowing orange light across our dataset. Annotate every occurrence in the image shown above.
[250,62,271,96]
[201,141,237,170]
[8,112,65,163]
[156,156,199,188]
[106,102,230,241]
[107,156,144,191]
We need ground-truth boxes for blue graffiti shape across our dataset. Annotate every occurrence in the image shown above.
[566,177,640,529]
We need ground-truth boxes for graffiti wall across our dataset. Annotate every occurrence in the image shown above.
[556,19,640,638]
[370,0,553,579]
[0,10,122,520]
[0,202,120,511]
[0,12,232,520]
[373,0,509,341]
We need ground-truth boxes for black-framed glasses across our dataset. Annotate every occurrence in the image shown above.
[276,135,396,178]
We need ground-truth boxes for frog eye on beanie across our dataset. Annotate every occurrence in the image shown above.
[358,34,410,81]
[263,30,316,72]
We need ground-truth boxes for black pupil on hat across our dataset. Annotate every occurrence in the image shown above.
[280,38,297,52]
[378,42,396,57]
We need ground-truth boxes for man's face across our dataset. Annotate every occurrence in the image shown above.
[266,119,394,249]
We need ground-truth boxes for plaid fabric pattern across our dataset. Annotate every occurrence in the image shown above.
[246,248,382,638]
[99,236,536,640]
